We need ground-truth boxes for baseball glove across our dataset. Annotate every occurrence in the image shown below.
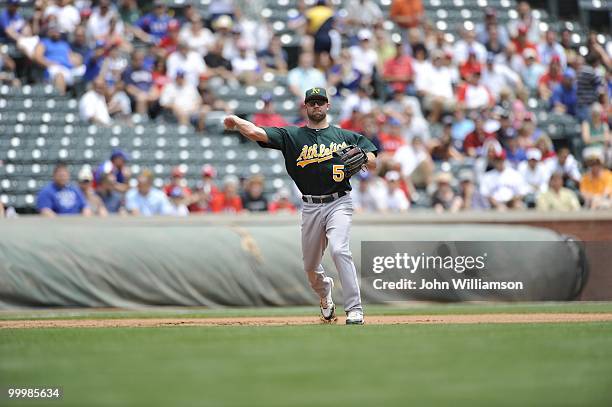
[333,145,369,178]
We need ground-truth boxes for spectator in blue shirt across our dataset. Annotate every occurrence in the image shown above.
[451,105,475,150]
[37,163,92,217]
[33,23,82,95]
[125,171,176,216]
[83,40,108,83]
[504,133,527,168]
[133,0,171,44]
[550,68,578,116]
[94,149,131,193]
[0,0,25,42]
[122,50,160,116]
[327,48,362,93]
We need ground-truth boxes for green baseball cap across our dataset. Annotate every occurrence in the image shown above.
[304,87,328,103]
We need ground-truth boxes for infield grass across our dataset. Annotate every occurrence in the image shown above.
[1,304,612,406]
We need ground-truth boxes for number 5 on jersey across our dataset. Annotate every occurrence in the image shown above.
[332,165,345,182]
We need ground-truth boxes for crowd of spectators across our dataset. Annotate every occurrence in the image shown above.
[289,0,611,213]
[1,0,260,125]
[0,0,611,215]
[34,150,298,216]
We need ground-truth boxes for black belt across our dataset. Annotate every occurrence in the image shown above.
[302,191,347,204]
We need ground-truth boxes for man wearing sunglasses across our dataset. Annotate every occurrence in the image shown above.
[224,87,377,325]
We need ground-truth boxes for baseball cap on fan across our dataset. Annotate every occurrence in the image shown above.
[304,87,328,103]
[563,68,576,79]
[110,148,129,162]
[171,166,184,178]
[385,171,401,182]
[357,29,372,41]
[201,164,216,177]
[261,92,273,103]
[78,167,93,182]
[526,148,542,161]
[492,149,507,160]
[582,147,604,164]
[523,48,537,60]
[387,116,402,127]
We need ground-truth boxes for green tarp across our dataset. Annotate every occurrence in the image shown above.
[0,218,588,308]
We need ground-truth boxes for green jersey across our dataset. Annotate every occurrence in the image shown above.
[259,125,378,195]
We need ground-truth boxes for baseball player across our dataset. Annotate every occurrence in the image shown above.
[224,88,377,325]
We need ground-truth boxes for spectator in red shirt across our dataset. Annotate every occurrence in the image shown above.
[252,93,288,127]
[459,49,483,81]
[339,107,365,133]
[511,24,537,57]
[152,56,170,92]
[382,41,414,95]
[538,55,562,100]
[164,167,196,215]
[456,69,495,111]
[210,175,243,213]
[379,117,407,155]
[163,166,193,199]
[268,188,297,213]
[158,19,180,57]
[463,115,495,157]
[189,164,219,213]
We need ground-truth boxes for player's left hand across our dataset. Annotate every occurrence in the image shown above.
[333,145,369,179]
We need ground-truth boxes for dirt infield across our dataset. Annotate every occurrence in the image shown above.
[2,313,612,329]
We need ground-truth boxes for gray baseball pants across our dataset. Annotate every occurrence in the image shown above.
[300,194,362,312]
